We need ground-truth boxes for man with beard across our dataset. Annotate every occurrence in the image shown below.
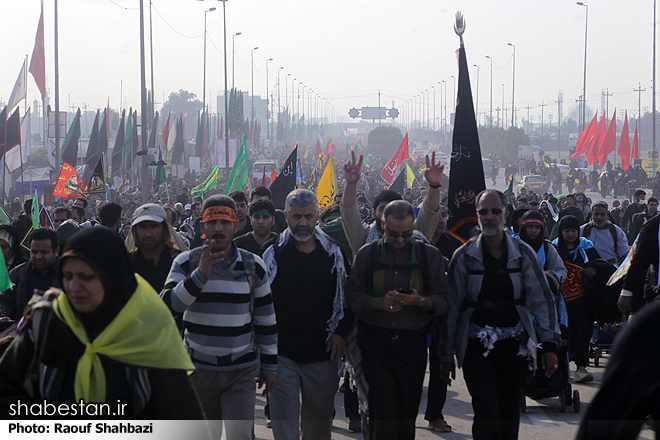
[0,228,59,323]
[160,195,277,438]
[262,189,351,440]
[441,190,560,440]
[235,199,279,256]
[341,151,444,257]
[581,202,629,264]
[345,200,451,439]
[126,203,189,292]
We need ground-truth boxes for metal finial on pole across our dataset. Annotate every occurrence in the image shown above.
[454,11,465,45]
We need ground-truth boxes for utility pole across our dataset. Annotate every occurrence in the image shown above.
[525,105,533,135]
[556,95,563,159]
[603,88,613,117]
[635,83,646,150]
[539,101,547,149]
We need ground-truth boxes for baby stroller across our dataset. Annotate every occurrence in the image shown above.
[589,320,626,366]
[522,290,580,413]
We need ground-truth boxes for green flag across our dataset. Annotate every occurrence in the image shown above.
[192,165,220,195]
[32,189,39,229]
[0,206,10,225]
[154,147,167,190]
[124,109,133,152]
[0,249,13,291]
[224,135,249,194]
[363,155,370,165]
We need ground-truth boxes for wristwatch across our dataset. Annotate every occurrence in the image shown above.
[418,296,426,307]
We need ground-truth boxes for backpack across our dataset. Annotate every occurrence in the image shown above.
[364,239,430,294]
[461,236,526,312]
[581,222,618,256]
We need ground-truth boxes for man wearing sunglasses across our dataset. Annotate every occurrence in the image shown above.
[346,200,451,440]
[441,189,560,440]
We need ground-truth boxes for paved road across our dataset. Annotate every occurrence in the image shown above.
[251,166,652,439]
[253,352,654,439]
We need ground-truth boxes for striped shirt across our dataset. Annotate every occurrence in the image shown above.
[160,245,278,374]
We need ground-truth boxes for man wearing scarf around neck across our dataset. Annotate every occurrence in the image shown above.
[261,189,351,440]
[345,200,451,440]
[442,190,560,440]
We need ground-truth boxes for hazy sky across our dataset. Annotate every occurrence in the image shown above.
[1,0,657,127]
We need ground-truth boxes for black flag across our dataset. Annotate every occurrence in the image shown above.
[5,107,21,156]
[270,147,298,210]
[99,109,108,159]
[172,116,185,164]
[447,44,486,240]
[0,106,7,159]
[111,110,125,178]
[84,110,100,166]
[388,166,406,195]
[195,111,203,158]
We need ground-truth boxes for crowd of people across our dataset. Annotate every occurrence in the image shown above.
[0,144,658,440]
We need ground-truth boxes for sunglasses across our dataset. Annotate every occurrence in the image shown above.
[386,229,414,239]
[477,208,504,216]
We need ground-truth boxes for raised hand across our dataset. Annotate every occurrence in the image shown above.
[343,151,364,185]
[424,152,445,186]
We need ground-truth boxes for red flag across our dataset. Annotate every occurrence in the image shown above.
[585,112,606,165]
[597,110,616,167]
[162,110,171,145]
[219,117,223,139]
[270,167,277,185]
[326,138,334,155]
[632,120,639,160]
[28,1,46,100]
[618,110,631,171]
[381,133,410,184]
[52,162,85,199]
[249,120,254,145]
[315,140,322,159]
[571,113,598,160]
[260,166,267,187]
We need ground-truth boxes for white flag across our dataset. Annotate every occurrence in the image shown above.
[166,118,177,151]
[7,59,27,112]
[5,110,31,173]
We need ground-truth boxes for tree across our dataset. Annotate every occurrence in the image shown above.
[160,89,202,123]
[478,126,530,160]
[368,125,404,156]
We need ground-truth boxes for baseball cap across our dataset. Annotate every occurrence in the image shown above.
[132,203,167,225]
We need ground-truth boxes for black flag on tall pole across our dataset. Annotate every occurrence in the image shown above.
[270,146,298,210]
[84,110,100,166]
[111,110,126,178]
[447,12,486,240]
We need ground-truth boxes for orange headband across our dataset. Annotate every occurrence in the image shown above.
[201,206,238,224]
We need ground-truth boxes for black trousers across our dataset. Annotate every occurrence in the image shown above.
[425,325,448,423]
[343,371,360,421]
[566,295,593,367]
[358,324,427,440]
[462,337,528,440]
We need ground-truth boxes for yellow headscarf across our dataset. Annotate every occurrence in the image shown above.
[52,274,193,403]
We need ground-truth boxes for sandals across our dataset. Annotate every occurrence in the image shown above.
[428,418,452,433]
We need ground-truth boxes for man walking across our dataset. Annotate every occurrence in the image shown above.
[345,200,451,440]
[262,189,350,440]
[160,195,277,439]
[235,199,279,256]
[441,189,560,440]
[580,202,629,264]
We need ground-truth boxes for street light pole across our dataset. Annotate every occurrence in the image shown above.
[277,67,283,125]
[508,42,515,127]
[251,46,258,148]
[285,73,291,120]
[266,58,272,140]
[232,31,241,90]
[473,64,479,124]
[203,7,216,115]
[577,2,588,131]
[485,56,493,127]
[222,0,230,171]
[431,85,436,132]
